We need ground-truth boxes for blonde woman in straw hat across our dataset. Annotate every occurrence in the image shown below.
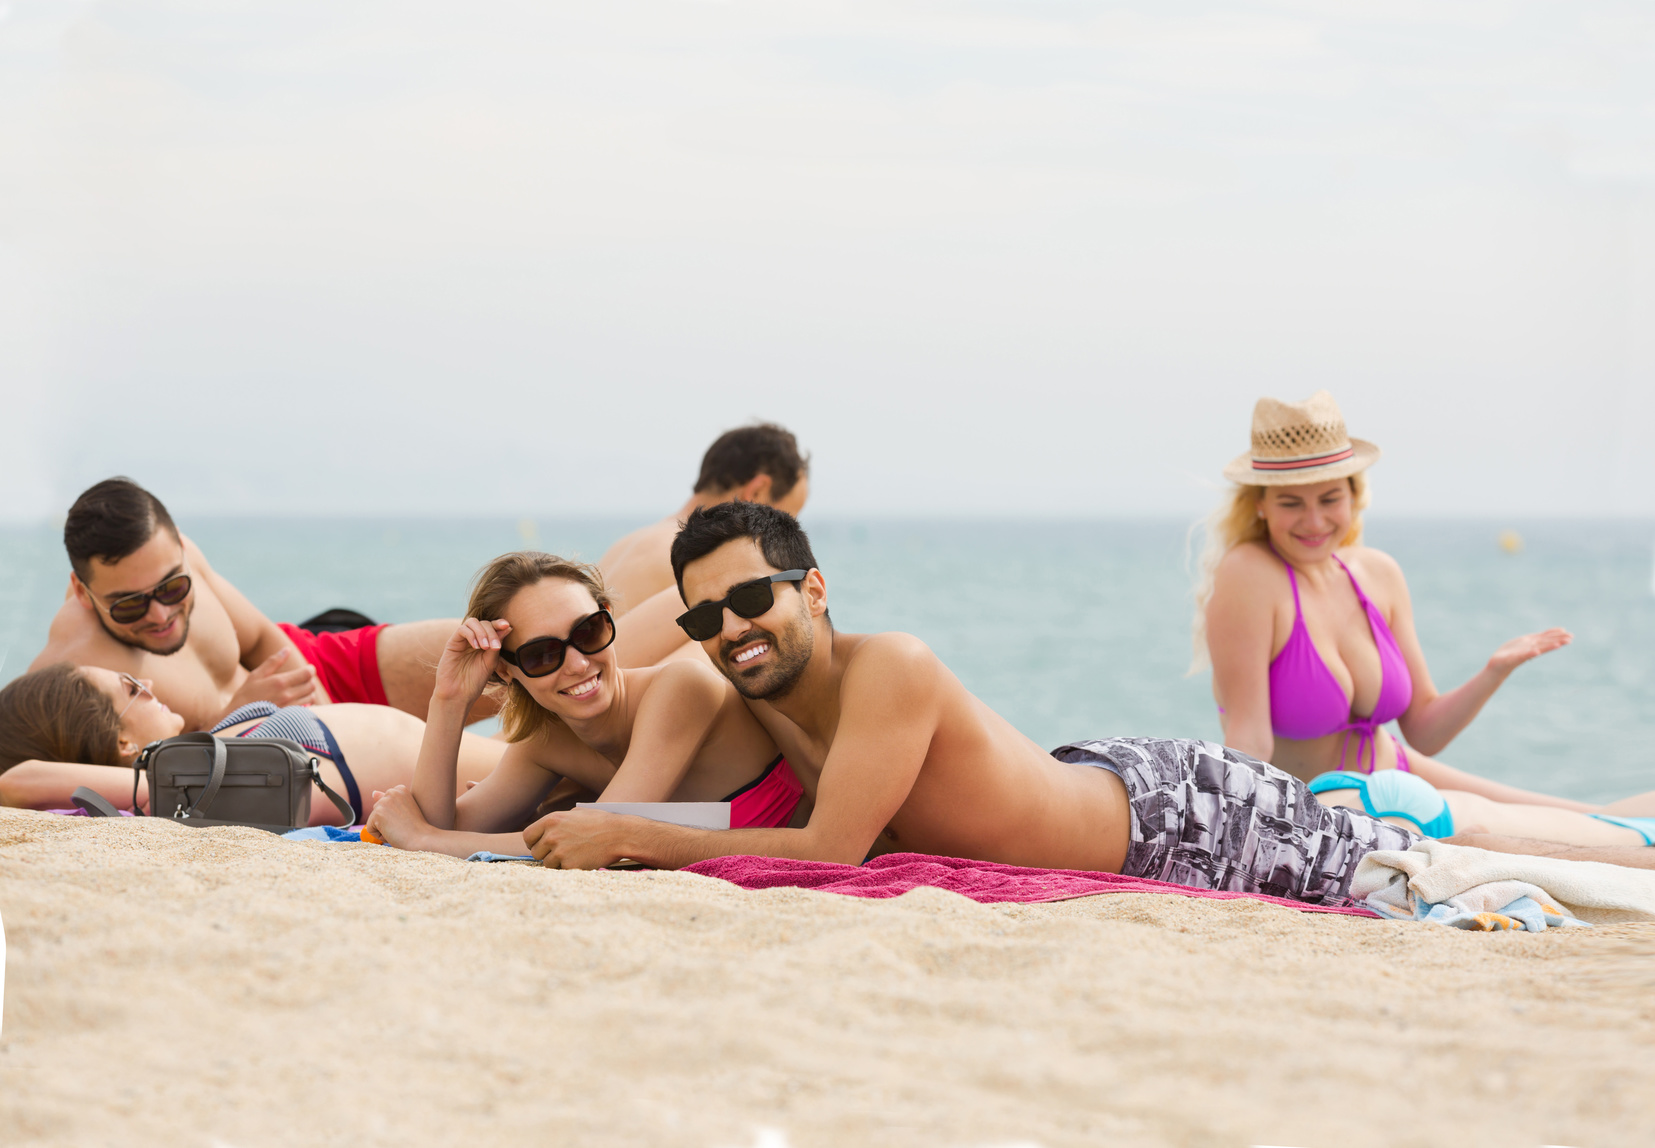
[1193,391,1655,848]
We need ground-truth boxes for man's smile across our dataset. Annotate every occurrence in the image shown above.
[730,641,769,666]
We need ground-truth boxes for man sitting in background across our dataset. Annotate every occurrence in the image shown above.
[28,477,493,731]
[603,423,810,666]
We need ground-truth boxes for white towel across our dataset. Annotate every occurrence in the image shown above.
[1353,839,1655,926]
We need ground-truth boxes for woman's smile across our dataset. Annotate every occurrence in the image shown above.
[559,670,602,700]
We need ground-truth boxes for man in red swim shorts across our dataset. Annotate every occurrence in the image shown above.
[28,477,496,732]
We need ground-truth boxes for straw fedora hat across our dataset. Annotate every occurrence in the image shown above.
[1223,391,1381,486]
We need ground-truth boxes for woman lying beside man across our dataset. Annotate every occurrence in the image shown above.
[0,552,806,844]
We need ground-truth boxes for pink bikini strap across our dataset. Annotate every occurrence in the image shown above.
[1268,544,1305,615]
[1330,554,1372,610]
[1334,724,1381,774]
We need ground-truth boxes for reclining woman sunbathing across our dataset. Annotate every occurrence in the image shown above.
[0,663,508,824]
[362,551,805,859]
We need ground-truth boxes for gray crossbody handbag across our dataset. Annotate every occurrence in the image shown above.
[72,731,354,833]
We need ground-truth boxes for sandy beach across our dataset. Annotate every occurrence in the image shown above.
[2,808,1652,1148]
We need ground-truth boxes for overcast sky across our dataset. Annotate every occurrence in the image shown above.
[2,0,1652,522]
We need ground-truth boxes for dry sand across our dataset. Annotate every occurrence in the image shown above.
[2,808,1652,1148]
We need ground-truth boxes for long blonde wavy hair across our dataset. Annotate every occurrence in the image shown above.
[1187,472,1369,673]
[466,551,612,744]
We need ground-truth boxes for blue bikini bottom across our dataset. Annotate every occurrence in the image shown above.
[1307,769,1454,839]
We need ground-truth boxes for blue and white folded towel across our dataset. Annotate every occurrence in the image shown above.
[1353,839,1655,932]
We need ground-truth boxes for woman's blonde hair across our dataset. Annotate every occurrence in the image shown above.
[1187,472,1369,673]
[465,551,612,744]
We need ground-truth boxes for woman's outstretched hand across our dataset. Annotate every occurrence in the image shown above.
[434,617,512,705]
[1488,627,1572,675]
[364,785,433,850]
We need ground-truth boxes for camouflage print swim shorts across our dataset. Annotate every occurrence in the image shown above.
[1051,737,1418,907]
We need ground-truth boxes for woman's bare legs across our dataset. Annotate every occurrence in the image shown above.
[1443,833,1655,869]
[1439,791,1645,847]
[1403,742,1655,815]
[1316,787,1646,848]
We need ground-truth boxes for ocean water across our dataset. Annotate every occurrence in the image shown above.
[2,516,1652,804]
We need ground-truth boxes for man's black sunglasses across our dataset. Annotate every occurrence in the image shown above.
[101,572,193,625]
[675,570,808,642]
[497,609,617,678]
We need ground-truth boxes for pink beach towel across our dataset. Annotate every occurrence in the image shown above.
[683,852,1380,918]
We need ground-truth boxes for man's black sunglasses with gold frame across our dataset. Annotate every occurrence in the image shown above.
[675,570,808,643]
[497,609,617,678]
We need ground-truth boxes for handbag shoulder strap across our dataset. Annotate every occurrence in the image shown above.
[153,732,228,821]
[71,786,122,818]
[309,761,356,829]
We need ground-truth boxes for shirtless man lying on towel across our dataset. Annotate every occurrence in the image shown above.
[521,502,1427,905]
[28,477,493,731]
[529,503,1653,890]
[601,423,811,668]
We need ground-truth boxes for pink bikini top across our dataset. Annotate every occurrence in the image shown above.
[726,755,804,830]
[1268,551,1413,772]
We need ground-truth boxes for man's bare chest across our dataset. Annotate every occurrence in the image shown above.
[760,722,830,796]
[90,603,246,725]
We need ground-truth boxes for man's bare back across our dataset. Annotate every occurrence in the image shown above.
[599,425,810,668]
[599,514,684,619]
[747,630,1134,871]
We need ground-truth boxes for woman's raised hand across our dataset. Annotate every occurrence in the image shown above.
[434,617,513,704]
[1488,627,1573,675]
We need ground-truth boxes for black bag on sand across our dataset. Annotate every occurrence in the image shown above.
[73,731,354,834]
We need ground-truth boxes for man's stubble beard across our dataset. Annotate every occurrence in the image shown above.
[720,614,814,702]
[94,599,193,657]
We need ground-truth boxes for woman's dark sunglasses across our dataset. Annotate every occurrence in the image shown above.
[675,570,808,642]
[103,573,193,625]
[497,610,617,678]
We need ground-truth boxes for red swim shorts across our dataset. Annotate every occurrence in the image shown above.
[277,623,392,706]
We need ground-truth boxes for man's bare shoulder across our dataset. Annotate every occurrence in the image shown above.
[839,632,944,689]
[599,517,684,612]
[179,533,213,570]
[600,515,680,567]
[30,596,112,671]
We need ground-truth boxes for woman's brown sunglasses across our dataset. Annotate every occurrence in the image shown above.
[497,610,617,678]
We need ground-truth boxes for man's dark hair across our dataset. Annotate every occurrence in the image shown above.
[64,477,179,582]
[693,423,808,499]
[671,502,826,623]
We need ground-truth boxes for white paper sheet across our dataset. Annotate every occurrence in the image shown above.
[574,802,731,830]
